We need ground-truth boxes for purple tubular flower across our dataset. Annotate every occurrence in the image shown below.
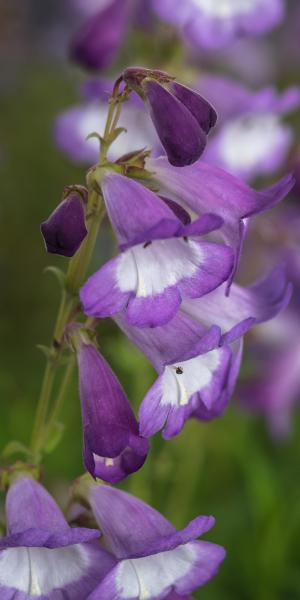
[70,0,134,71]
[141,78,217,166]
[117,313,241,437]
[139,329,237,438]
[114,264,291,436]
[77,341,149,483]
[80,173,234,328]
[181,264,293,345]
[146,156,295,287]
[41,193,87,257]
[87,484,226,599]
[0,476,115,599]
[152,0,285,50]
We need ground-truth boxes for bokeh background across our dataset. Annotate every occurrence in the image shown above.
[1,1,300,598]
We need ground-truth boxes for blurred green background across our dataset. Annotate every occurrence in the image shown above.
[1,3,300,599]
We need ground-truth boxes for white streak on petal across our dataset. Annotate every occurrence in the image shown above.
[117,543,197,599]
[0,544,91,594]
[117,239,203,297]
[162,350,221,407]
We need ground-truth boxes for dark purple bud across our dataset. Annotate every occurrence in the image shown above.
[142,79,207,167]
[77,341,149,484]
[167,81,217,134]
[70,0,133,71]
[41,193,88,257]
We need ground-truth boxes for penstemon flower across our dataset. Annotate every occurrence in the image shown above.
[115,265,291,437]
[80,172,233,327]
[145,155,295,286]
[196,75,300,181]
[0,476,115,599]
[86,483,226,599]
[151,0,285,50]
[75,334,149,483]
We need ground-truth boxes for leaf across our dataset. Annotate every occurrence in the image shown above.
[44,266,66,289]
[86,132,102,142]
[109,127,126,143]
[36,344,52,359]
[44,422,65,453]
[2,441,31,458]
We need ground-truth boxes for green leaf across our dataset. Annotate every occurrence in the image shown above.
[2,441,31,458]
[44,422,65,453]
[86,132,102,142]
[36,344,52,359]
[109,127,126,143]
[44,266,66,289]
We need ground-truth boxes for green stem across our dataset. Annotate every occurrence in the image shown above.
[29,77,127,461]
[45,357,76,438]
[30,191,104,459]
[66,192,105,295]
[30,362,56,456]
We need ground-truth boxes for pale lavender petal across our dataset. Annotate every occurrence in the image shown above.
[100,173,181,250]
[181,265,292,343]
[89,485,215,559]
[115,313,220,372]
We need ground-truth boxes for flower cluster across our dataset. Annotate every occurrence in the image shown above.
[1,65,295,600]
[0,475,225,599]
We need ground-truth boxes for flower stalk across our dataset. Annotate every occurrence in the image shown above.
[29,81,129,461]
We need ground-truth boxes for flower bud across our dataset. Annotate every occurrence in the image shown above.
[41,191,88,257]
[123,67,217,167]
[76,339,149,483]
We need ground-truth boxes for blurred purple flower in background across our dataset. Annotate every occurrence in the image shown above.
[197,75,300,181]
[54,79,161,165]
[151,0,285,50]
[239,205,300,438]
[70,0,134,71]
